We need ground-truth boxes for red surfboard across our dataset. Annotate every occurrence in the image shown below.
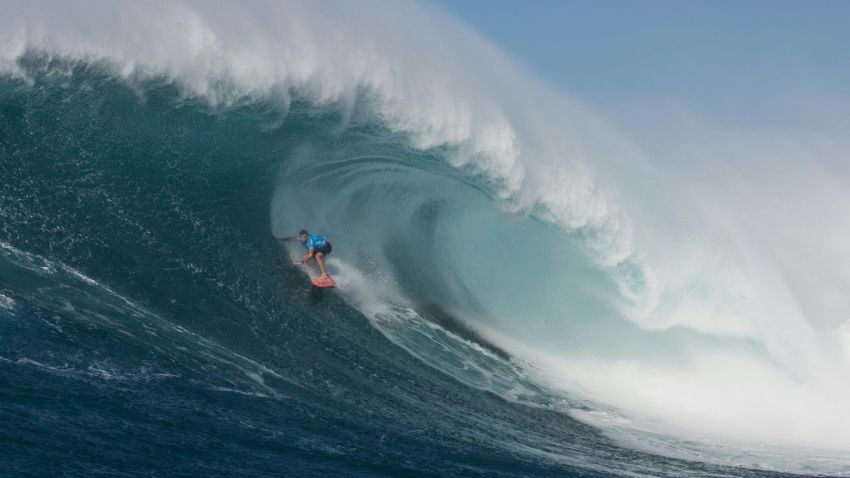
[311,276,336,288]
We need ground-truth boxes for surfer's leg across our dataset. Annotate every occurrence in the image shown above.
[315,252,329,279]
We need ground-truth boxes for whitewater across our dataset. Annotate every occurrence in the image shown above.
[2,1,849,476]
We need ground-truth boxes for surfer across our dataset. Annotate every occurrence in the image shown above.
[295,229,332,279]
[275,229,334,285]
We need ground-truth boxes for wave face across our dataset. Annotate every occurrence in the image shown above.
[2,2,850,477]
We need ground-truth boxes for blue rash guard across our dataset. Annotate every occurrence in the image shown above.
[303,233,328,252]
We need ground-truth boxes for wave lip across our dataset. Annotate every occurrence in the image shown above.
[0,0,636,270]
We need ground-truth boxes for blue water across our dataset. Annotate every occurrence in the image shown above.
[0,58,821,477]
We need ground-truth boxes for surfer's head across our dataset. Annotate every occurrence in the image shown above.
[299,229,308,243]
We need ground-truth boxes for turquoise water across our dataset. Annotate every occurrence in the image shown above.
[0,59,815,477]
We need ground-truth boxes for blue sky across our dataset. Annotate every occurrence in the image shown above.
[432,0,850,123]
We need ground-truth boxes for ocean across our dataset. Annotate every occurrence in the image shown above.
[1,2,848,477]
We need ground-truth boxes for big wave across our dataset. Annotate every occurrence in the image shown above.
[2,1,850,475]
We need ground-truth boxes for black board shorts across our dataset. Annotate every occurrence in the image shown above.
[315,242,332,256]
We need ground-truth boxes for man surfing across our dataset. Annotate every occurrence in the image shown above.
[276,229,334,286]
[294,229,332,280]
[296,229,333,279]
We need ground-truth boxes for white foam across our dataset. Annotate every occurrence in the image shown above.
[0,293,15,313]
[838,320,850,364]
